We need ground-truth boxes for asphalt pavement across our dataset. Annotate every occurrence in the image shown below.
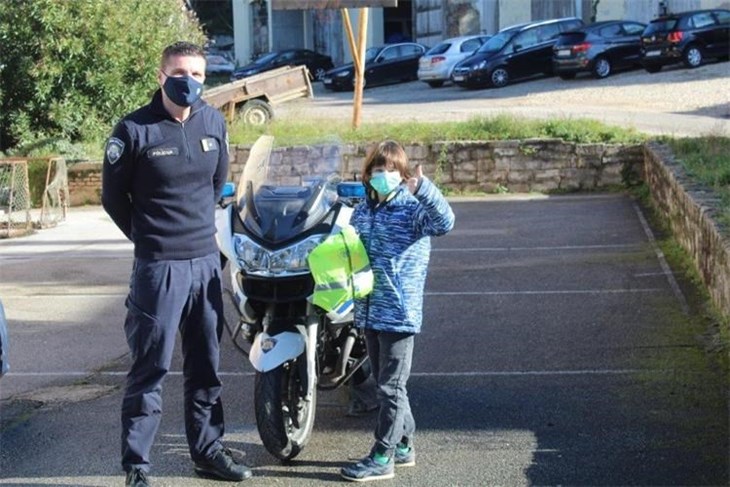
[0,195,727,486]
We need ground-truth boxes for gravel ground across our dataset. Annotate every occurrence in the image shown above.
[280,61,730,136]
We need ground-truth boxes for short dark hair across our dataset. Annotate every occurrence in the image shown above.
[160,41,205,68]
[361,140,411,185]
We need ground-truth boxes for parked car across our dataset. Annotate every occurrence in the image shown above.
[552,20,646,79]
[452,17,584,88]
[417,34,491,88]
[0,298,8,378]
[205,54,236,76]
[640,9,730,73]
[322,42,428,91]
[230,49,334,81]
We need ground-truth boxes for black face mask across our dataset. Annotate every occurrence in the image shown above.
[162,74,204,107]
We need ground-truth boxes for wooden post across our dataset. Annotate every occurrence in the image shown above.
[341,9,361,75]
[352,8,368,129]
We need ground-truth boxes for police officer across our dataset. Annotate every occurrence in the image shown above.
[102,41,251,487]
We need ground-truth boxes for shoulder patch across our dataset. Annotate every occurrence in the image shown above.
[105,137,125,165]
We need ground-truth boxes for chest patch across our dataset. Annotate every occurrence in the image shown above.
[148,147,180,158]
[201,137,219,152]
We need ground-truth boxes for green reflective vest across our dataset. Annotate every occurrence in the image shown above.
[308,225,373,317]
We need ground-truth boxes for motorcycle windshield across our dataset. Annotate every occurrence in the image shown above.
[235,135,342,245]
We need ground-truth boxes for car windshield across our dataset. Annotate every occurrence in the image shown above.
[644,19,678,34]
[254,52,279,65]
[426,42,451,55]
[477,31,514,52]
[556,31,586,45]
[235,136,342,244]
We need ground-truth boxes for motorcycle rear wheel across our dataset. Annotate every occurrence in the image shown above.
[254,359,317,461]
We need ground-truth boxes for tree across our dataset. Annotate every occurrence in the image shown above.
[0,0,205,154]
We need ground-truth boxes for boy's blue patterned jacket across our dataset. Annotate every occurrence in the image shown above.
[351,177,455,334]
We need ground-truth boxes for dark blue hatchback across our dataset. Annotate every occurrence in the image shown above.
[553,20,646,79]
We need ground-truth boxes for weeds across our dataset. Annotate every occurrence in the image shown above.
[662,135,730,229]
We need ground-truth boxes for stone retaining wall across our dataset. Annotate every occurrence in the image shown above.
[67,162,102,206]
[66,139,729,317]
[227,139,645,193]
[643,143,730,317]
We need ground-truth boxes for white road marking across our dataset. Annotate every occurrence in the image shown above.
[432,244,643,252]
[5,368,656,378]
[632,203,689,314]
[426,288,662,296]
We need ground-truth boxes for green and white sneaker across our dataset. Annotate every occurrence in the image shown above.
[394,444,415,467]
[341,454,394,482]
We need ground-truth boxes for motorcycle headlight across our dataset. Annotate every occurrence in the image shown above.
[234,234,327,275]
[234,235,269,273]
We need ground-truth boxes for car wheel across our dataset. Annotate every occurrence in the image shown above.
[592,56,612,79]
[427,81,444,88]
[313,67,327,81]
[683,45,703,68]
[239,99,273,125]
[644,64,662,73]
[558,72,576,80]
[490,67,509,88]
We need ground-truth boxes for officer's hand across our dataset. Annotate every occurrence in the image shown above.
[406,164,423,194]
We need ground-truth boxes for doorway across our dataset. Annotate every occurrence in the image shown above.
[383,0,412,43]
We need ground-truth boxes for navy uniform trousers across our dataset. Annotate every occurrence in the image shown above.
[121,252,225,473]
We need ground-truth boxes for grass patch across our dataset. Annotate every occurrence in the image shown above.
[662,135,730,229]
[227,114,646,147]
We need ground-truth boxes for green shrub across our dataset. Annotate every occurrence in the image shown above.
[0,0,205,154]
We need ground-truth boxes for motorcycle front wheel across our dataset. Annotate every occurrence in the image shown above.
[254,357,317,461]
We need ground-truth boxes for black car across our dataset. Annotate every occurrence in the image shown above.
[452,17,584,88]
[230,49,334,81]
[322,42,428,91]
[640,9,730,72]
[553,20,646,79]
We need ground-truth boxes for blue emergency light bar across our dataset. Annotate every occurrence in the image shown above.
[221,182,236,198]
[337,182,366,199]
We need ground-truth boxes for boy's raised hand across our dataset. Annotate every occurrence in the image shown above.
[406,164,423,194]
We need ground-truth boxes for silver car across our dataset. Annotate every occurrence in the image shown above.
[417,34,490,88]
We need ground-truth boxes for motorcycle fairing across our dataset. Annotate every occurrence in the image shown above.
[215,205,238,268]
[249,330,306,372]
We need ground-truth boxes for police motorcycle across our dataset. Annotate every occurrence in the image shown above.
[215,135,370,461]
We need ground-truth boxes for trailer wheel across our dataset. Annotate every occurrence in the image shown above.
[240,100,273,125]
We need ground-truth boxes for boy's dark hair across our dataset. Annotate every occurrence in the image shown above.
[361,140,411,185]
[160,41,205,68]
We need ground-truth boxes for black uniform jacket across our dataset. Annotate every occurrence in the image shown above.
[102,90,229,260]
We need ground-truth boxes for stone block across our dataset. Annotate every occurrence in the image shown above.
[530,180,560,192]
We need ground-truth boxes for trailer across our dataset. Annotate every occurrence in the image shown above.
[203,65,313,124]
